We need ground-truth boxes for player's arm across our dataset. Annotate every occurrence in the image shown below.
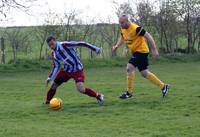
[112,35,124,52]
[136,26,159,58]
[144,32,159,58]
[61,41,101,54]
[46,53,60,86]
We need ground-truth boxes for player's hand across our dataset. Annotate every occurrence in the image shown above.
[96,48,102,54]
[46,78,51,87]
[112,45,118,53]
[152,49,159,59]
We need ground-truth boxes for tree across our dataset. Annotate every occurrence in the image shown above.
[137,0,154,27]
[0,37,5,64]
[34,26,48,60]
[96,22,120,58]
[113,1,137,22]
[5,27,32,64]
[137,0,159,47]
[0,0,36,17]
[172,0,200,53]
[152,0,183,53]
[60,10,96,59]
[61,10,78,41]
[35,9,64,60]
[113,1,134,18]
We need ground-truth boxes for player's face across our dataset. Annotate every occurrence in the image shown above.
[48,39,56,50]
[119,19,130,29]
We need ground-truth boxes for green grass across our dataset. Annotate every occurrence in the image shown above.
[0,62,200,137]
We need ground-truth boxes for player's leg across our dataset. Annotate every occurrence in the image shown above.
[140,69,169,97]
[45,82,59,104]
[138,53,169,97]
[140,69,165,88]
[45,69,70,104]
[127,63,136,95]
[75,82,104,104]
[119,56,137,99]
[74,70,104,104]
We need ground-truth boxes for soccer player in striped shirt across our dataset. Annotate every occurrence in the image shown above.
[45,36,104,104]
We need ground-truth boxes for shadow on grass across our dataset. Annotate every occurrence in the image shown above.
[41,97,168,114]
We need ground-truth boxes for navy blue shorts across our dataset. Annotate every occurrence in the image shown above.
[128,52,149,72]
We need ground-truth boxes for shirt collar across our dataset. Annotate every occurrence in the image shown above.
[54,41,60,51]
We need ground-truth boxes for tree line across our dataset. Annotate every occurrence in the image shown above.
[0,0,200,64]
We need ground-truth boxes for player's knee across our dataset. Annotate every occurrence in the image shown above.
[141,73,146,78]
[127,67,132,74]
[127,64,134,74]
[140,71,148,78]
[77,85,85,93]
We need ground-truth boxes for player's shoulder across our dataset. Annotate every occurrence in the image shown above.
[60,41,68,44]
[130,21,140,29]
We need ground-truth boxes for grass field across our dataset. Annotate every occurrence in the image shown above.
[0,62,200,137]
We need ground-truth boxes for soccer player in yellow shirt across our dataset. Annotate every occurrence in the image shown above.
[112,15,169,99]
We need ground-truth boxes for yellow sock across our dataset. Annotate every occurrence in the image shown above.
[146,72,165,89]
[127,72,135,94]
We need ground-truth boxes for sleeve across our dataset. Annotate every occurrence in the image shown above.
[136,26,146,36]
[48,52,60,81]
[61,41,101,54]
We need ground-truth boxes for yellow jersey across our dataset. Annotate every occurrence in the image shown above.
[120,22,149,53]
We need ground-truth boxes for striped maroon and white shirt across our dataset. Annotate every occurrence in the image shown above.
[48,41,101,81]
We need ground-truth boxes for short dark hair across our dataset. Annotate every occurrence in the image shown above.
[46,36,56,43]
